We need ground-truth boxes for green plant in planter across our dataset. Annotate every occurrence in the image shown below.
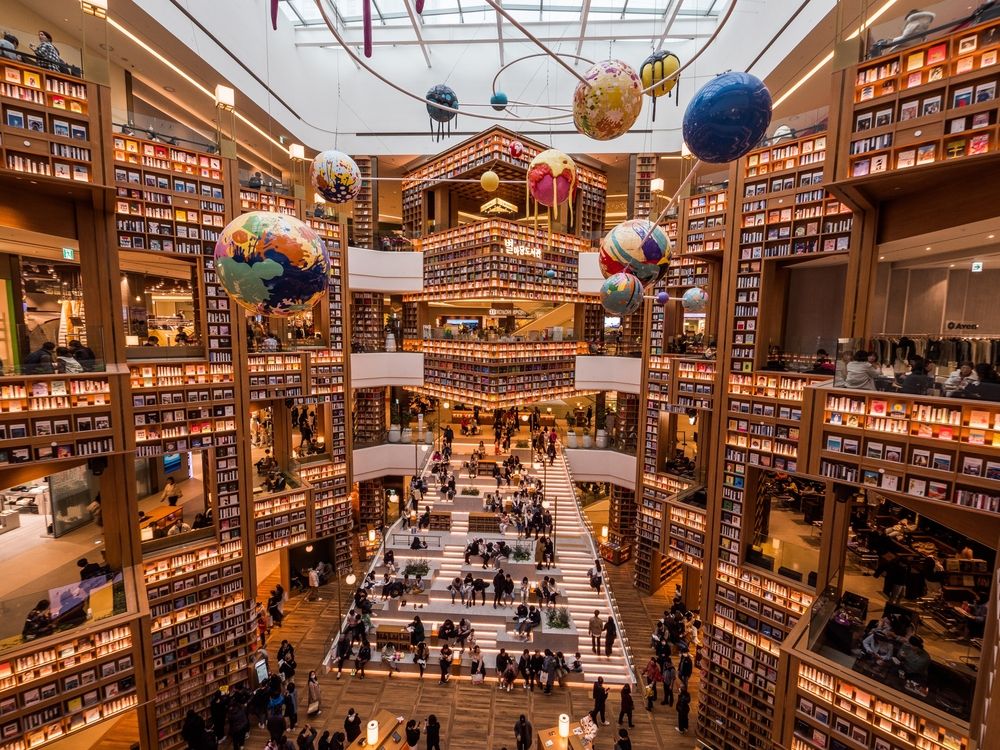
[565,413,576,432]
[399,410,412,430]
[403,559,430,577]
[461,486,480,496]
[545,607,572,629]
[515,439,529,448]
[511,544,532,562]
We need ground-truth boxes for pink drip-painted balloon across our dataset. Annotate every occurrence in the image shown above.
[415,0,425,12]
[530,173,573,207]
[363,0,373,57]
[270,0,279,29]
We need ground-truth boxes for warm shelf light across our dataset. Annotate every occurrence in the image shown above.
[80,0,108,18]
[346,572,357,586]
[601,525,609,539]
[367,720,379,745]
[214,84,235,110]
[559,714,570,738]
[368,528,376,542]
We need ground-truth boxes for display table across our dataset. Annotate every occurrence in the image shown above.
[139,506,182,539]
[536,721,591,750]
[0,510,20,534]
[350,709,405,748]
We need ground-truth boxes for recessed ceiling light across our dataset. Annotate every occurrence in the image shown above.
[950,263,955,267]
[989,234,995,239]
[879,256,885,260]
[925,246,931,251]
[164,85,176,92]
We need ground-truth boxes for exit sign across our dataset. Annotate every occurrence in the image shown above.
[61,247,74,260]
[972,261,984,273]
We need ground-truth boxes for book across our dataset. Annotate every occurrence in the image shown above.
[911,448,930,467]
[932,453,952,471]
[5,109,23,128]
[908,478,927,497]
[870,399,887,416]
[970,134,990,154]
[987,461,1000,480]
[70,123,88,140]
[900,100,919,120]
[959,35,978,54]
[859,85,874,102]
[928,65,944,82]
[926,481,948,500]
[26,114,43,132]
[896,149,917,169]
[52,118,70,137]
[953,86,974,107]
[906,51,925,71]
[921,95,941,115]
[863,470,880,486]
[905,71,923,88]
[871,154,888,173]
[962,456,984,476]
[53,162,71,179]
[975,80,997,102]
[856,112,873,131]
[950,117,968,133]
[885,446,903,462]
[826,435,843,452]
[3,67,19,83]
[866,442,884,459]
[973,112,991,129]
[843,438,860,455]
[927,43,947,64]
[875,108,893,127]
[22,71,40,89]
[956,56,975,74]
[946,139,967,158]
[982,50,997,67]
[852,159,870,177]
[917,144,936,164]
[882,474,900,491]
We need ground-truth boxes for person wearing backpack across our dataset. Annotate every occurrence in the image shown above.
[227,700,250,750]
[661,656,676,706]
[678,649,693,689]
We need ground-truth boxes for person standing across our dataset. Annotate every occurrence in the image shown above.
[424,714,441,750]
[617,684,634,728]
[513,714,533,750]
[676,688,691,733]
[306,671,322,716]
[677,649,693,689]
[31,30,63,70]
[438,644,453,683]
[590,676,610,725]
[642,657,661,706]
[404,719,420,749]
[160,477,182,507]
[603,616,618,657]
[493,568,506,608]
[227,699,250,750]
[297,726,318,750]
[661,656,676,706]
[588,610,603,653]
[334,635,351,679]
[308,567,320,601]
[344,710,362,744]
[355,639,371,679]
[285,681,299,731]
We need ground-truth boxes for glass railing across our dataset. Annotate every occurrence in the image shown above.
[4,326,107,375]
[0,571,127,653]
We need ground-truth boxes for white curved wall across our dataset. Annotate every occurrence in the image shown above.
[348,247,423,293]
[350,352,424,388]
[564,448,637,489]
[352,443,432,482]
[578,253,603,294]
[575,355,642,394]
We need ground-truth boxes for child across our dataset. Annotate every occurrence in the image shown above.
[644,680,656,711]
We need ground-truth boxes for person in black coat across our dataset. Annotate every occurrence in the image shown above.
[616,728,633,750]
[227,701,250,750]
[181,709,210,750]
[493,568,506,607]
[590,676,610,725]
[513,714,533,750]
[344,709,362,743]
[617,684,634,728]
[424,714,442,750]
[603,617,618,656]
[404,719,420,748]
[676,688,691,733]
[209,689,228,741]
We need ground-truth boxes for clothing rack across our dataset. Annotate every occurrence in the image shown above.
[864,334,1000,368]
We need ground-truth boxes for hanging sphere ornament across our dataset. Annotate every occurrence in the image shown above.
[480,170,500,193]
[426,84,459,142]
[656,291,670,304]
[490,91,509,111]
[526,149,578,238]
[310,150,362,204]
[509,140,525,159]
[682,71,772,163]
[214,211,329,317]
[681,286,710,312]
[640,50,681,121]
[600,272,644,316]
[544,269,557,279]
[599,219,672,282]
[572,60,643,141]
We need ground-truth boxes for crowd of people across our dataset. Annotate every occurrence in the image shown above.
[22,340,97,374]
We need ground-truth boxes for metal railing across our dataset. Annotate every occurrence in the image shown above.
[560,450,639,686]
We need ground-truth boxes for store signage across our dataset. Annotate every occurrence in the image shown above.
[61,247,75,260]
[502,239,541,259]
[972,261,984,273]
[481,197,517,215]
[946,320,980,331]
[487,307,530,318]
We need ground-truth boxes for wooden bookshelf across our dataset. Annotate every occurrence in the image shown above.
[667,502,707,569]
[352,156,376,249]
[353,387,386,446]
[247,353,306,402]
[351,292,383,352]
[840,19,1000,180]
[0,59,101,184]
[679,188,728,256]
[237,187,298,215]
[627,153,657,220]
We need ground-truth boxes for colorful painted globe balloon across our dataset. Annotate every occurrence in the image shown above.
[656,291,670,304]
[682,72,772,163]
[681,286,709,312]
[480,170,499,193]
[509,140,525,159]
[598,243,659,284]
[601,272,644,316]
[490,91,508,111]
[527,149,577,208]
[544,269,557,279]
[573,59,643,141]
[310,150,361,204]
[599,219,672,281]
[214,211,329,317]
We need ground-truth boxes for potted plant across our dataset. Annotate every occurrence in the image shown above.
[400,411,412,443]
[545,607,572,629]
[388,402,401,443]
[565,412,578,448]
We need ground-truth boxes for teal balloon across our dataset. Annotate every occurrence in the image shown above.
[544,269,557,279]
[601,272,644,316]
[681,286,709,312]
[491,91,508,111]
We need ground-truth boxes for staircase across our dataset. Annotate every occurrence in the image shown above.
[355,437,636,685]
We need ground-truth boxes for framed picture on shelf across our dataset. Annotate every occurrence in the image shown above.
[957,55,975,74]
[959,35,978,54]
[871,154,888,173]
[917,143,937,164]
[882,473,900,491]
[976,80,997,102]
[900,100,919,120]
[875,108,893,127]
[973,112,991,128]
[950,117,968,133]
[814,707,830,725]
[962,456,984,476]
[850,726,869,744]
[906,50,925,70]
[26,114,43,132]
[927,481,949,500]
[928,65,944,81]
[932,453,952,471]
[921,95,942,115]
[905,71,922,88]
[908,477,927,497]
[986,461,1000,480]
[897,149,917,168]
[953,86,974,107]
[856,112,873,131]
[982,50,998,67]
[969,133,990,154]
[0,698,14,716]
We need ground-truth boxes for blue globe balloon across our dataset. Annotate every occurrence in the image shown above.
[656,291,669,304]
[682,72,772,163]
[544,269,557,279]
[491,91,509,111]
[601,272,644,316]
[426,84,459,122]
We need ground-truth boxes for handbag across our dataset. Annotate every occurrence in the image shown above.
[471,672,484,684]
[307,701,320,715]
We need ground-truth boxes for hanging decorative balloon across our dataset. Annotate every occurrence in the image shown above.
[572,60,643,141]
[526,150,578,240]
[656,291,670,304]
[480,170,500,193]
[310,150,362,204]
[601,272,644,316]
[214,212,330,317]
[640,50,681,121]
[598,219,672,283]
[490,92,509,111]
[682,71,772,163]
[681,286,709,312]
[509,140,525,160]
[426,84,459,142]
[544,269,557,279]
[270,0,279,30]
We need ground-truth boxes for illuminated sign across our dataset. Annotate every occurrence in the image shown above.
[972,261,984,273]
[503,238,541,259]
[481,197,518,215]
[488,307,530,317]
[62,247,75,260]
[946,320,980,331]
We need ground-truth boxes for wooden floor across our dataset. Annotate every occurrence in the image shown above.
[239,561,700,750]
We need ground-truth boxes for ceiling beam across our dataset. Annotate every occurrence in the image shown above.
[575,0,592,62]
[403,0,432,67]
[495,0,505,65]
[305,32,709,46]
[655,0,684,50]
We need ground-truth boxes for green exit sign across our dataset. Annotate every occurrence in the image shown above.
[971,261,984,273]
[61,247,74,260]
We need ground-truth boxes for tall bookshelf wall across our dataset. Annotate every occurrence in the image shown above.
[351,292,384,352]
[627,153,657,221]
[608,483,637,544]
[352,156,376,249]
[353,387,386,447]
